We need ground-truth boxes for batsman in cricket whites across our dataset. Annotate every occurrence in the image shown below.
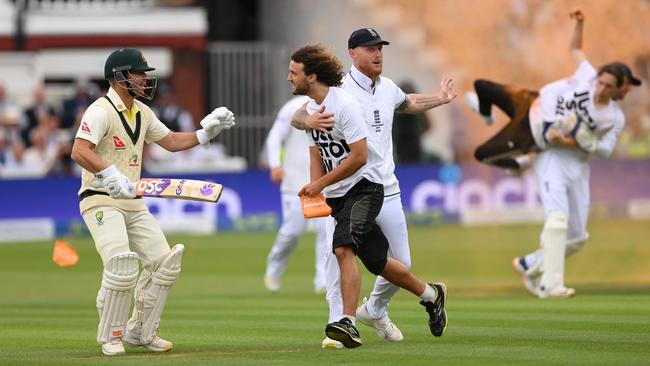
[70,48,235,356]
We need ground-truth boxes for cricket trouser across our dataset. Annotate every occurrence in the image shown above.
[325,193,411,322]
[535,150,590,243]
[526,149,590,284]
[82,206,170,268]
[265,192,328,288]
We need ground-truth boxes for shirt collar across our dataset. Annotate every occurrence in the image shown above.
[106,87,139,113]
[349,64,381,94]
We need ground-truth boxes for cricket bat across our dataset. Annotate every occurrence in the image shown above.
[135,178,223,202]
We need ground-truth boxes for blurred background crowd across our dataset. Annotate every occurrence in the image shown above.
[0,0,649,180]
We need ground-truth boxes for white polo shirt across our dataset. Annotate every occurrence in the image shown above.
[306,86,382,198]
[265,96,311,193]
[342,65,406,196]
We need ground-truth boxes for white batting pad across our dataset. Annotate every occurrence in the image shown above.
[130,244,184,344]
[96,252,139,344]
[539,211,568,294]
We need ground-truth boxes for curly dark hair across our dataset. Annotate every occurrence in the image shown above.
[291,44,344,87]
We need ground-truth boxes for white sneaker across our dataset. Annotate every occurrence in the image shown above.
[512,257,540,297]
[321,337,343,349]
[264,275,280,292]
[464,92,494,125]
[123,331,173,352]
[539,285,576,299]
[101,339,125,356]
[356,297,404,342]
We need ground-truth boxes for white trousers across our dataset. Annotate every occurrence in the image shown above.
[325,193,411,322]
[265,192,328,289]
[526,149,590,267]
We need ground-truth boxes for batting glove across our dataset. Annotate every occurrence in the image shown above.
[197,107,236,146]
[93,165,136,199]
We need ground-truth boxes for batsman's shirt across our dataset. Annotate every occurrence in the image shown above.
[529,61,625,158]
[265,96,311,193]
[306,87,382,198]
[342,65,406,196]
[75,87,170,214]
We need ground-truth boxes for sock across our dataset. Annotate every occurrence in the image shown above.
[419,284,437,303]
[343,315,356,325]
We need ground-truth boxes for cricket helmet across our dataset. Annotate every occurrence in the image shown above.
[104,48,157,100]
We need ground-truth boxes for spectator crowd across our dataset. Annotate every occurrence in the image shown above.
[0,81,245,179]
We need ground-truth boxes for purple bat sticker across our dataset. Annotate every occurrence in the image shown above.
[200,183,215,196]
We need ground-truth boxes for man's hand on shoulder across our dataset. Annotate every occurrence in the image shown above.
[294,105,334,133]
[306,106,334,133]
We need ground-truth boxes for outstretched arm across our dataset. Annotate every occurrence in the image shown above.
[569,9,587,67]
[396,76,456,113]
[155,131,201,152]
[157,107,235,151]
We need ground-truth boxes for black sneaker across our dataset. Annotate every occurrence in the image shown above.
[325,317,362,348]
[420,282,447,337]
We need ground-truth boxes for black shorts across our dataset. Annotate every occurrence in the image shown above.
[326,178,387,253]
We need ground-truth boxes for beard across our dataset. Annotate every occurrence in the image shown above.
[358,61,382,78]
[292,80,310,96]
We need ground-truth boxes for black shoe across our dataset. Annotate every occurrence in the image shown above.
[325,317,362,348]
[420,282,447,337]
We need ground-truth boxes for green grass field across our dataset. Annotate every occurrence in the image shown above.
[1,219,649,365]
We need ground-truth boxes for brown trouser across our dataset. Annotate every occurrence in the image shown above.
[473,79,539,170]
